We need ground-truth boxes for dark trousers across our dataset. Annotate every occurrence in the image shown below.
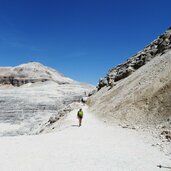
[78,116,83,126]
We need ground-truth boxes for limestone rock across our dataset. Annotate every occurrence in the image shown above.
[0,62,94,136]
[81,97,88,103]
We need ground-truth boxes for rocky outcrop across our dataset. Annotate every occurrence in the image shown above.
[161,130,171,140]
[0,76,49,87]
[97,27,171,90]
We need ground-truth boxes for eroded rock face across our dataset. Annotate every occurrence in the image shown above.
[97,27,171,90]
[0,76,49,87]
[0,62,94,136]
[0,62,73,87]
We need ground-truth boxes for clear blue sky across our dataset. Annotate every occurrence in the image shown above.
[0,0,171,85]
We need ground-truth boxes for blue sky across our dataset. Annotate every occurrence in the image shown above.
[0,0,171,85]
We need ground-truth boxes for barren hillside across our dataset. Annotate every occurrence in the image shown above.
[88,27,171,133]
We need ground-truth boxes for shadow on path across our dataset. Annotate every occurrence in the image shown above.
[71,124,79,127]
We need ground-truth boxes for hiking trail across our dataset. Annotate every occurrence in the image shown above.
[0,105,170,171]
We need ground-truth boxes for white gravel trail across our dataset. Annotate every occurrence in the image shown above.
[0,106,170,171]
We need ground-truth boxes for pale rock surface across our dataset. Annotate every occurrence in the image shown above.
[0,62,94,136]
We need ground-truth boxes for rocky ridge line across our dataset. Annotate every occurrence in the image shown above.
[97,26,171,90]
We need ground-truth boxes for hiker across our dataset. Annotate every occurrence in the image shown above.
[77,108,83,127]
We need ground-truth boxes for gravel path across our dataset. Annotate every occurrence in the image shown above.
[0,106,170,171]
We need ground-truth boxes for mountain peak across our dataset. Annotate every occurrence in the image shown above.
[17,61,48,69]
[0,62,74,87]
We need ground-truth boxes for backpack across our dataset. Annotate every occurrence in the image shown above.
[78,111,83,117]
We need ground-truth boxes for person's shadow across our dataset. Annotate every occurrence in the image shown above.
[71,124,79,127]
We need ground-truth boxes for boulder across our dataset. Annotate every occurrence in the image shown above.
[88,89,97,97]
[81,97,88,103]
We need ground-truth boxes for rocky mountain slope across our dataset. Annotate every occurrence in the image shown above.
[88,27,171,139]
[97,27,171,90]
[0,62,94,136]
